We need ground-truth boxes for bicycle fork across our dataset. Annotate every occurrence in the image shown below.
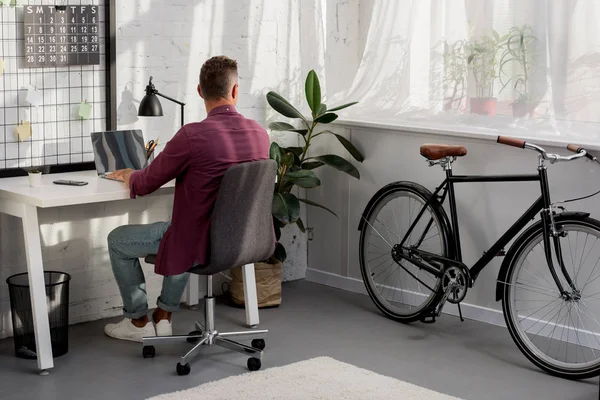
[541,209,578,297]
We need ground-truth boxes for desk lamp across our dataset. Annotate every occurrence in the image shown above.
[138,76,186,127]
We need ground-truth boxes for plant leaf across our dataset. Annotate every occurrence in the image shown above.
[286,146,304,156]
[327,101,358,113]
[467,54,475,64]
[267,91,306,121]
[305,70,322,116]
[269,122,296,131]
[291,129,309,136]
[314,113,339,124]
[317,130,364,162]
[269,142,285,165]
[282,169,321,188]
[317,103,327,116]
[302,161,325,170]
[272,192,300,224]
[273,242,287,263]
[298,198,338,218]
[296,218,306,233]
[273,220,282,241]
[313,154,360,179]
[282,152,295,168]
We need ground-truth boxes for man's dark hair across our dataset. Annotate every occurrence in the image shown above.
[199,56,238,101]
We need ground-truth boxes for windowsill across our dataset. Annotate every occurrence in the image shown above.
[334,113,600,151]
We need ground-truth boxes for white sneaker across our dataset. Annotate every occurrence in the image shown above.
[154,319,173,337]
[104,318,156,343]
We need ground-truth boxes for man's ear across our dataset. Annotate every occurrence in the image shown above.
[197,84,203,99]
[232,83,239,100]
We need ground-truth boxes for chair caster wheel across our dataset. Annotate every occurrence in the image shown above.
[142,346,155,358]
[247,357,261,371]
[177,362,191,376]
[187,330,203,343]
[252,339,265,350]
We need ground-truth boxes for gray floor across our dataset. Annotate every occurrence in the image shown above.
[1,280,598,400]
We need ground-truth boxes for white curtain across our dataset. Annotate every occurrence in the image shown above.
[334,0,600,142]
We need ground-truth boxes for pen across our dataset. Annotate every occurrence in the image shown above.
[146,138,159,160]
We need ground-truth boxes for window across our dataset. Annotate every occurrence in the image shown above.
[341,0,600,142]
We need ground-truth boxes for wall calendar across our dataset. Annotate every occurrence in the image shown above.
[23,5,100,68]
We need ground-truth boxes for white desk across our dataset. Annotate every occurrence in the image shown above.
[0,170,260,373]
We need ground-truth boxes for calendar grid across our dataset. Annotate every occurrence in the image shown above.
[0,0,111,172]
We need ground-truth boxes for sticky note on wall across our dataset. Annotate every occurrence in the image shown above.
[79,101,92,120]
[0,60,4,75]
[16,122,32,142]
[25,86,42,107]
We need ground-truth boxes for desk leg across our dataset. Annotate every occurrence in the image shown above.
[22,204,53,373]
[241,263,259,327]
[185,274,200,307]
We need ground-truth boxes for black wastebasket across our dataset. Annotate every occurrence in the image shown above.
[6,271,71,359]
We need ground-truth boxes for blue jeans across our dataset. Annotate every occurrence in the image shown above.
[107,221,190,319]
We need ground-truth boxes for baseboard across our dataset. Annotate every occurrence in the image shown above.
[305,268,506,328]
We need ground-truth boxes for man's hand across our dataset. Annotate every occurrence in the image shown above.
[108,169,135,186]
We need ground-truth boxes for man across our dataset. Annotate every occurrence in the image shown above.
[104,56,270,342]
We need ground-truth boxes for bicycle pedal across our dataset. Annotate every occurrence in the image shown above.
[420,312,437,324]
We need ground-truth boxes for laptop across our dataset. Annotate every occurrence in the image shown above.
[91,130,149,181]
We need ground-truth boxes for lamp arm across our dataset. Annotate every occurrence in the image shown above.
[155,91,186,107]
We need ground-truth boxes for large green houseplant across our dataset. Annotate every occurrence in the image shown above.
[230,70,363,308]
[267,70,363,263]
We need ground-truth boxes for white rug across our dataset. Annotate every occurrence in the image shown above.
[148,357,462,400]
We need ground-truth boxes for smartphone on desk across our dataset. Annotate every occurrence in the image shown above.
[53,180,88,186]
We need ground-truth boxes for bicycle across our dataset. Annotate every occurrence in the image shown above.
[358,136,600,379]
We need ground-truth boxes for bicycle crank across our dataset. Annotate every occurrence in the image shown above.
[420,266,469,324]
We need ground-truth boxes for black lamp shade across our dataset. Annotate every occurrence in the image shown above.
[138,93,163,117]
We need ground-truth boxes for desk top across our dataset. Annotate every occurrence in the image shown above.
[0,171,175,208]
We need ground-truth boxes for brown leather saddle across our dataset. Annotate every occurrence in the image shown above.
[420,144,467,160]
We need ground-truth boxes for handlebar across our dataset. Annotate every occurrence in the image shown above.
[497,135,593,164]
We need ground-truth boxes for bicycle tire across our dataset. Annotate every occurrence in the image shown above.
[503,215,600,379]
[359,182,451,322]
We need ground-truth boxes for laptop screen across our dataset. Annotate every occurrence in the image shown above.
[91,130,149,174]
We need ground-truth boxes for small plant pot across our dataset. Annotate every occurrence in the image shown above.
[511,102,535,118]
[469,97,497,116]
[28,172,42,187]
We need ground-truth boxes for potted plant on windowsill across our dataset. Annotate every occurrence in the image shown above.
[499,25,538,118]
[467,30,505,116]
[441,39,468,111]
[26,167,43,187]
[229,70,363,308]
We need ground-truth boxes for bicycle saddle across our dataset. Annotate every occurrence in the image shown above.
[420,144,467,160]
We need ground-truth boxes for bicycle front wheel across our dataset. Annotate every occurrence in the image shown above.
[503,216,600,379]
[359,182,449,322]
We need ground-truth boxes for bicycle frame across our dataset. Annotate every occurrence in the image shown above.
[399,165,573,294]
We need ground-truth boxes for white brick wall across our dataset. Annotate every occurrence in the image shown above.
[0,0,359,339]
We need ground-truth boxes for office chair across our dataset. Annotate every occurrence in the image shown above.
[142,159,276,376]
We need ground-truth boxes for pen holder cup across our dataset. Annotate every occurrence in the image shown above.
[28,172,42,188]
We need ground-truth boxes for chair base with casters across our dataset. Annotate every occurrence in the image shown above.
[141,271,267,375]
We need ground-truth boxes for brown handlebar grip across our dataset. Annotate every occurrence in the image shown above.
[497,136,526,148]
[567,144,581,153]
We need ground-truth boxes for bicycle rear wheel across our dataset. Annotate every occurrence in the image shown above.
[359,182,449,322]
[503,216,600,379]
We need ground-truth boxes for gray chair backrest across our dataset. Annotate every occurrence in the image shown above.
[194,159,276,275]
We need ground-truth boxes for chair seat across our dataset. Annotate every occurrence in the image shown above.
[144,254,211,275]
[420,144,467,160]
